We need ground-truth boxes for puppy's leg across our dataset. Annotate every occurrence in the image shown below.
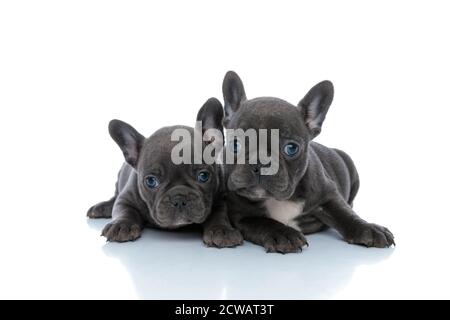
[235,217,308,254]
[297,213,328,235]
[101,202,144,242]
[202,199,243,248]
[87,181,119,218]
[316,195,395,248]
[87,196,116,218]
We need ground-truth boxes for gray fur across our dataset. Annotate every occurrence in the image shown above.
[87,98,243,248]
[220,71,394,253]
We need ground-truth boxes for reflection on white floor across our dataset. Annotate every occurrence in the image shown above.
[1,211,449,299]
[86,219,393,299]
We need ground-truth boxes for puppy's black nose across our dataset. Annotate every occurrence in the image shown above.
[171,195,188,209]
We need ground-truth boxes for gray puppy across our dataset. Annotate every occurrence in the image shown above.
[219,71,394,253]
[87,98,243,247]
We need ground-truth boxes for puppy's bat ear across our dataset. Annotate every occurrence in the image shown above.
[197,98,224,136]
[108,119,145,168]
[298,80,334,138]
[196,98,224,146]
[222,71,247,127]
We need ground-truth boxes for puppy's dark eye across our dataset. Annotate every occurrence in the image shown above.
[232,139,241,153]
[197,170,210,183]
[283,143,299,157]
[144,175,159,189]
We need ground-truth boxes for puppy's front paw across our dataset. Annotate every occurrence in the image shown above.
[346,223,395,248]
[101,220,141,242]
[262,228,308,254]
[203,226,244,248]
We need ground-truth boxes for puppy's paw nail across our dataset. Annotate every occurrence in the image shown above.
[262,229,307,254]
[101,220,142,243]
[203,226,244,248]
[346,223,395,248]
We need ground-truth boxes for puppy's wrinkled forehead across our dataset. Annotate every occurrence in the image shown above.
[230,97,308,138]
[138,125,195,169]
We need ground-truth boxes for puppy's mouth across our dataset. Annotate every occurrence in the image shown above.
[235,184,294,202]
[158,220,194,230]
[235,187,271,201]
[152,187,209,229]
[154,215,206,229]
[153,203,209,229]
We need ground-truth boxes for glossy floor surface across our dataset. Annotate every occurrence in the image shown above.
[1,211,448,299]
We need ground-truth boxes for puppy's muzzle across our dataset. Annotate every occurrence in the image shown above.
[169,194,189,210]
[229,162,291,200]
[228,163,269,189]
[155,186,207,228]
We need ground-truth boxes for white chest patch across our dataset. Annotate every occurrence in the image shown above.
[264,199,305,231]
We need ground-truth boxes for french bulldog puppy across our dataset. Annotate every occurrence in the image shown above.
[87,98,243,248]
[220,71,395,253]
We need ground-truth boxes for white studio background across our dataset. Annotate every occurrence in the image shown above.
[1,0,449,299]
